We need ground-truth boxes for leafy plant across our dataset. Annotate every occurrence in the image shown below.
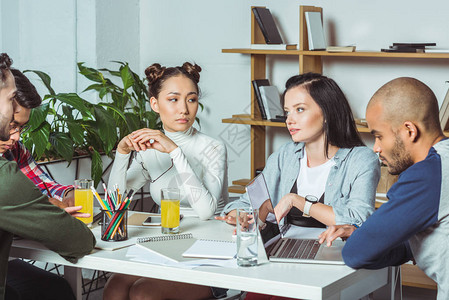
[23,62,162,186]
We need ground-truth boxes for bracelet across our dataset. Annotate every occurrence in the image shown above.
[351,223,360,228]
[63,187,74,198]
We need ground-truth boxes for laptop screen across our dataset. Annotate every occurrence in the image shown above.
[245,173,290,238]
[245,173,270,209]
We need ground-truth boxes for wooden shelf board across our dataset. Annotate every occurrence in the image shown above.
[222,116,286,128]
[401,264,437,290]
[356,126,370,133]
[223,116,449,136]
[232,179,251,186]
[228,185,246,194]
[222,48,449,59]
[223,116,377,134]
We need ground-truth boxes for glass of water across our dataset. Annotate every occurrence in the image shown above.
[236,207,259,267]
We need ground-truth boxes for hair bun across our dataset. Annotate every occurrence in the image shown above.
[145,63,166,86]
[181,62,201,83]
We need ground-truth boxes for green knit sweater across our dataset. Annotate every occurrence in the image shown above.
[0,157,96,299]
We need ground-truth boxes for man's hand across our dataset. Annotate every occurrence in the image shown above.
[318,224,357,247]
[215,209,236,225]
[64,206,91,218]
[63,189,74,207]
[49,197,67,209]
[48,197,91,218]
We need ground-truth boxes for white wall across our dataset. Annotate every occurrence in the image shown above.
[140,0,449,184]
[0,0,140,185]
[2,0,449,185]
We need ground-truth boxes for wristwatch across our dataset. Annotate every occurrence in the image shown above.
[303,195,318,217]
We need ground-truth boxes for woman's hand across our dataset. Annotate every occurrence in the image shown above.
[117,129,178,154]
[117,134,136,154]
[274,193,304,224]
[215,209,236,225]
[129,129,178,153]
[259,199,274,223]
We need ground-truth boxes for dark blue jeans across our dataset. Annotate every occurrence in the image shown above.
[6,259,75,300]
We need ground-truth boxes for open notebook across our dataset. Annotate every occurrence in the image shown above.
[135,233,236,262]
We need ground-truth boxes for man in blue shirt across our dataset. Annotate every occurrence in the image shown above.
[319,77,449,299]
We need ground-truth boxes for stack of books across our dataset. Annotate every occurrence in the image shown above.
[252,79,286,122]
[381,43,436,53]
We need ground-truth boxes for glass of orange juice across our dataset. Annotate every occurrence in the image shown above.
[74,179,94,225]
[160,188,180,234]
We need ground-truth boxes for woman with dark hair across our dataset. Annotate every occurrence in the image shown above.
[108,62,228,221]
[220,72,380,237]
[105,62,229,300]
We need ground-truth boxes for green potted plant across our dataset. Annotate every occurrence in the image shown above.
[23,62,162,186]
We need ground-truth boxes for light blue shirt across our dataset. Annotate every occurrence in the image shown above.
[223,142,380,226]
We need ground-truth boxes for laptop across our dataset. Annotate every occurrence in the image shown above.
[245,173,345,265]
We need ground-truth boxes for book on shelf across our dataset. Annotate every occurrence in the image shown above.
[252,7,283,44]
[425,48,449,53]
[392,42,436,48]
[250,43,297,50]
[440,82,449,131]
[381,43,437,53]
[355,118,368,127]
[252,79,270,120]
[326,46,356,53]
[305,11,326,51]
[381,46,425,53]
[259,85,284,121]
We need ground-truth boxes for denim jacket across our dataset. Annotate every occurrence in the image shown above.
[223,142,381,226]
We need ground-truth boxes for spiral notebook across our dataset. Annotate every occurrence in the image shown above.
[135,233,194,262]
[135,233,236,262]
[182,239,236,259]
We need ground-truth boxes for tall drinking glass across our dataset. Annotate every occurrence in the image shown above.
[161,188,180,234]
[74,179,94,225]
[236,207,259,267]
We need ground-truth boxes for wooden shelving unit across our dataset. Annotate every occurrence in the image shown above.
[222,5,449,196]
[223,48,449,59]
[402,264,437,290]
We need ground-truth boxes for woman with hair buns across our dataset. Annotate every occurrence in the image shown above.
[104,62,229,300]
[108,62,228,220]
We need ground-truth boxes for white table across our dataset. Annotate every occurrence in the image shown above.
[10,216,398,300]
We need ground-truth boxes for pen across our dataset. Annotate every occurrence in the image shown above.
[42,182,52,197]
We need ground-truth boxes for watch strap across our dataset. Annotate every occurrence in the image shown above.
[303,200,313,217]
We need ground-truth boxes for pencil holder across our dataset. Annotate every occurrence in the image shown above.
[101,209,128,241]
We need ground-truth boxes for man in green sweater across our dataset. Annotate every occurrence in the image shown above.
[0,53,96,299]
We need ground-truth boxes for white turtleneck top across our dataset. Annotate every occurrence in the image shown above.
[108,127,229,220]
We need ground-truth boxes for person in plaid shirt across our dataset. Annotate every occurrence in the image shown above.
[0,69,76,206]
[2,68,91,300]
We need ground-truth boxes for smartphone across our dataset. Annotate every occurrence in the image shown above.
[142,216,162,226]
[142,214,184,226]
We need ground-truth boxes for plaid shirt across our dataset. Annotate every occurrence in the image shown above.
[3,141,73,201]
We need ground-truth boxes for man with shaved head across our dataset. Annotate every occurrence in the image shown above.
[319,77,449,299]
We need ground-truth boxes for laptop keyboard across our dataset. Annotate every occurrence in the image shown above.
[278,239,320,259]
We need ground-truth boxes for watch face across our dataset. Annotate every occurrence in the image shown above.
[305,195,318,203]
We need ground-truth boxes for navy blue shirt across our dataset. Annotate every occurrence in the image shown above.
[342,147,441,269]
